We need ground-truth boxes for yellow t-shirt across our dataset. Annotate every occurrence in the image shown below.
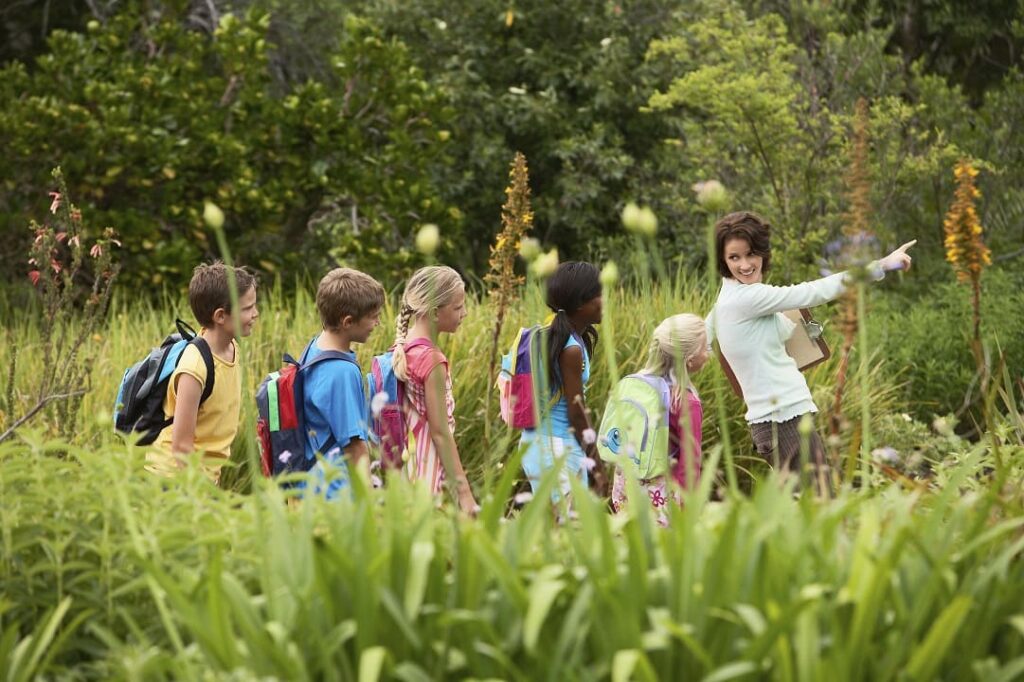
[146,339,241,482]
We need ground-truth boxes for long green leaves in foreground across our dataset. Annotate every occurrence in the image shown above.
[1,432,1022,679]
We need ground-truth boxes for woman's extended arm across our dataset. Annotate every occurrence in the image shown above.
[733,240,916,318]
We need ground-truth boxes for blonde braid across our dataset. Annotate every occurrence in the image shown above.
[392,265,465,382]
[392,303,415,381]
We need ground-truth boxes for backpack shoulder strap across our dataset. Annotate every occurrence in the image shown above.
[296,337,318,365]
[190,336,216,406]
[175,318,200,341]
[301,349,359,370]
[402,337,435,353]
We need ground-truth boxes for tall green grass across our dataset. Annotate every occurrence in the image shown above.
[0,425,1022,679]
[2,270,1024,679]
[0,274,902,492]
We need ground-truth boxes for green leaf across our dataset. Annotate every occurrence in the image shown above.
[702,661,760,682]
[359,646,387,682]
[404,540,434,620]
[523,565,565,654]
[905,595,972,680]
[612,649,658,682]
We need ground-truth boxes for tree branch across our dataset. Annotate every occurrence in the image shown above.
[0,389,88,445]
[740,107,786,219]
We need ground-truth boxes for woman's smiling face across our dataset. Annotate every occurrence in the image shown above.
[723,237,764,284]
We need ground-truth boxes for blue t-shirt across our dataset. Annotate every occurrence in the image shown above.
[300,335,367,499]
[537,334,590,440]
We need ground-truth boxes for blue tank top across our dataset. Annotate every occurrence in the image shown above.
[540,334,590,439]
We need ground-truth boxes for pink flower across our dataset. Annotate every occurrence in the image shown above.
[49,192,61,214]
[55,232,68,243]
[90,244,103,258]
[28,270,41,286]
[50,258,62,273]
[68,235,80,248]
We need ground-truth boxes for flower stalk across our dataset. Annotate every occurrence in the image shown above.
[484,152,533,440]
[943,158,990,375]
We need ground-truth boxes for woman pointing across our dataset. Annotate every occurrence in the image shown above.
[707,211,915,487]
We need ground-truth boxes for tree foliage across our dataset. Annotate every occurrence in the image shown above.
[0,0,1022,291]
[0,5,455,289]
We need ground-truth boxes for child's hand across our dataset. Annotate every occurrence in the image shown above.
[589,456,609,497]
[458,489,479,517]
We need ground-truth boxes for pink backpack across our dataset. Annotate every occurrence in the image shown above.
[366,338,432,469]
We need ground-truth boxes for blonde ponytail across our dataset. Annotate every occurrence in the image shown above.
[392,265,465,381]
[642,313,705,387]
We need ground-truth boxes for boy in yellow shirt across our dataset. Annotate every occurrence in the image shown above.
[146,262,259,483]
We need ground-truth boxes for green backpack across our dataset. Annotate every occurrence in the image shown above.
[596,374,672,479]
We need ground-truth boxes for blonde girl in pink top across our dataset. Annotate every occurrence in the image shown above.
[610,313,709,525]
[391,266,477,514]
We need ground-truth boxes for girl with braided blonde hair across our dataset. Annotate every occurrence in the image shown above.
[392,266,477,513]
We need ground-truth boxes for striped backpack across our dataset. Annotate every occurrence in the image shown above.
[255,341,357,477]
[496,325,564,429]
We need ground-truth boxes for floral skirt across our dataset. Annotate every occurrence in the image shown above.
[610,467,678,527]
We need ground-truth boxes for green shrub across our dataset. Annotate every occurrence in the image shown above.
[0,9,455,290]
[869,267,1024,427]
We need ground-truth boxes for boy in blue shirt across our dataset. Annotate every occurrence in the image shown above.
[300,267,385,498]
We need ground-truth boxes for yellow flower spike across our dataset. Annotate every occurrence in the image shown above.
[943,158,989,371]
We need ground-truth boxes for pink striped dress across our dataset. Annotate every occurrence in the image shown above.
[401,339,455,494]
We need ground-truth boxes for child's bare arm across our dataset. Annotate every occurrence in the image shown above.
[423,364,476,513]
[170,374,202,463]
[559,346,607,493]
[343,438,368,466]
[559,346,595,457]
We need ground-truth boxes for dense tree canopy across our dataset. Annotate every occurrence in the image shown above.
[1,0,1022,289]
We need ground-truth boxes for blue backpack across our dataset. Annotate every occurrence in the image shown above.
[113,319,214,446]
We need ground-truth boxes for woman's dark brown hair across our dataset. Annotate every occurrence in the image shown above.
[714,211,772,279]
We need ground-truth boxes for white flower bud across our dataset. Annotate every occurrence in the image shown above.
[203,201,225,230]
[600,261,619,287]
[621,201,642,231]
[531,248,559,278]
[415,223,440,255]
[622,202,658,237]
[692,180,729,213]
[518,237,541,261]
[370,391,389,418]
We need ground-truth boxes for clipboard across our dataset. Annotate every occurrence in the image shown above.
[718,308,830,398]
